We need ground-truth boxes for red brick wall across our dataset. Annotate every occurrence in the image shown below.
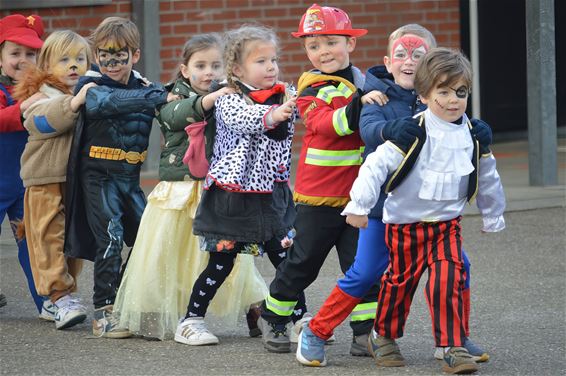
[2,0,461,83]
[1,1,132,38]
[159,0,461,83]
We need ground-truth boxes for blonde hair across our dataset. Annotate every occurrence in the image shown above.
[90,17,140,52]
[176,33,223,80]
[223,24,279,92]
[414,47,473,98]
[387,24,437,56]
[37,30,92,71]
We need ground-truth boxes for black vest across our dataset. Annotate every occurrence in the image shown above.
[383,113,480,203]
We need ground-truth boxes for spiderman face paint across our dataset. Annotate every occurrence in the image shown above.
[391,36,428,64]
[385,34,429,90]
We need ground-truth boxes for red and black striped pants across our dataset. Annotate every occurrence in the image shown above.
[374,217,466,347]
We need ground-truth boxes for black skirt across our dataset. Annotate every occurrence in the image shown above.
[193,182,296,252]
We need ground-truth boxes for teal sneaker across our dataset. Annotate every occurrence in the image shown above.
[296,325,327,366]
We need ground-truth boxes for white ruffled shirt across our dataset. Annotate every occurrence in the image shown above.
[343,109,506,232]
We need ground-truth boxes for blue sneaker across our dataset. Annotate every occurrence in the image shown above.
[463,338,489,363]
[434,337,489,363]
[296,325,327,366]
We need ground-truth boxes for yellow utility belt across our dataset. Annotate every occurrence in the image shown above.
[89,146,147,165]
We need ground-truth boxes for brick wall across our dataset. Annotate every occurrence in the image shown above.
[2,0,461,83]
[159,0,461,83]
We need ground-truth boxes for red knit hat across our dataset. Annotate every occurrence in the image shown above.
[0,14,45,49]
[292,4,367,38]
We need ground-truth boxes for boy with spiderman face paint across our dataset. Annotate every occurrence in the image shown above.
[297,24,492,368]
[345,47,505,375]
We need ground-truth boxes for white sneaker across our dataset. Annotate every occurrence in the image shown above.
[54,295,87,330]
[38,299,57,321]
[174,317,219,346]
[290,313,336,344]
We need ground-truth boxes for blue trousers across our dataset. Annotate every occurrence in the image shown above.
[337,218,471,298]
[0,190,44,312]
[0,132,44,312]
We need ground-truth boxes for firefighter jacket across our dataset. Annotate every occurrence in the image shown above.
[293,65,365,208]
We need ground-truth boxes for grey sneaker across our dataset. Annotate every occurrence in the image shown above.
[367,330,406,367]
[259,317,290,353]
[350,333,371,356]
[442,346,478,374]
[92,305,132,338]
[38,299,57,321]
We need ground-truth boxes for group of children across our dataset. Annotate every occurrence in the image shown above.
[0,3,505,375]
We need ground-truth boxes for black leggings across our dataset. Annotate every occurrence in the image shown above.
[185,251,308,322]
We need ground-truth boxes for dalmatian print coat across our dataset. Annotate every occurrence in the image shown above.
[206,91,296,193]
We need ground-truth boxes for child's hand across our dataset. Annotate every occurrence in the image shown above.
[346,214,368,228]
[362,90,388,106]
[20,92,48,113]
[202,86,236,111]
[271,96,296,123]
[70,82,98,112]
[167,92,181,102]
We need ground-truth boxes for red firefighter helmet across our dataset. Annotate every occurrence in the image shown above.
[292,4,367,38]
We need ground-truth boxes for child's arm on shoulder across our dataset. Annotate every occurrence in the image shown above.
[157,86,235,132]
[84,84,169,119]
[476,154,506,232]
[215,94,290,135]
[296,85,362,138]
[342,142,405,219]
[23,90,89,139]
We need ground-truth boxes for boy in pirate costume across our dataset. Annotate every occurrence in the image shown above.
[260,4,382,355]
[64,17,174,338]
[344,48,505,374]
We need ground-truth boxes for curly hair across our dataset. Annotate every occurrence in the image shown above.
[223,24,279,93]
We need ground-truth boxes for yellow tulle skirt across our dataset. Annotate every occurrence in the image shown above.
[114,180,268,340]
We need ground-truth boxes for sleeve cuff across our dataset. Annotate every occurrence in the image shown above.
[263,105,279,129]
[482,215,505,232]
[341,201,370,216]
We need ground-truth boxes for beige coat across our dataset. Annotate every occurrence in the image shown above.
[20,84,78,187]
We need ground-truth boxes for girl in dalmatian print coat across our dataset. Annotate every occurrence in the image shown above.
[174,24,303,346]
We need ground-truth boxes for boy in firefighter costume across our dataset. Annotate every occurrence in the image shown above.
[345,48,505,374]
[64,17,173,338]
[260,4,382,355]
